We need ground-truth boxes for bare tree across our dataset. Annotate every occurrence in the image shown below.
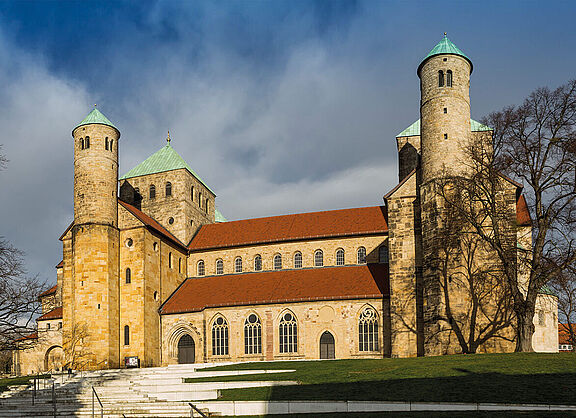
[62,322,91,369]
[438,80,576,351]
[0,147,48,350]
[550,266,576,351]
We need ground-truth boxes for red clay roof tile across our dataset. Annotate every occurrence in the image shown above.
[188,206,388,251]
[38,285,57,299]
[160,264,389,315]
[517,194,531,226]
[55,260,64,269]
[16,332,38,342]
[37,307,62,321]
[118,199,187,249]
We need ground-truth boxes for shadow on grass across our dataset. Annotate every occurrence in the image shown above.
[220,371,576,405]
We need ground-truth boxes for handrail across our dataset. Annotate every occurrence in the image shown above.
[189,402,208,418]
[92,386,103,418]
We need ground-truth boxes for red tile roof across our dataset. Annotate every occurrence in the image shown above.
[118,199,187,249]
[37,307,62,321]
[189,206,388,251]
[559,324,576,345]
[38,285,57,299]
[15,332,38,342]
[516,194,531,226]
[160,264,389,315]
[56,260,63,268]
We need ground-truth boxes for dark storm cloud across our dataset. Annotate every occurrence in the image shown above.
[0,1,575,281]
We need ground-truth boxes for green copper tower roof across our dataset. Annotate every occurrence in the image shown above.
[215,208,227,222]
[396,118,491,137]
[73,108,118,134]
[120,142,215,195]
[418,34,472,75]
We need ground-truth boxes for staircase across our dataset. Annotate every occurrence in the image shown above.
[0,364,220,417]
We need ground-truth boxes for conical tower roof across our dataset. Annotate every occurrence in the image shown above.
[418,34,472,75]
[120,142,215,195]
[73,108,119,135]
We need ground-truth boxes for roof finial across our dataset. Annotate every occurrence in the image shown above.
[444,32,447,37]
[94,103,97,108]
[167,130,171,144]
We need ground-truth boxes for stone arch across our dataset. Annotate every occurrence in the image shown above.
[319,330,336,359]
[167,323,201,359]
[44,345,64,372]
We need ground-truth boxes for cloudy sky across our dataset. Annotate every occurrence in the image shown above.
[0,1,574,282]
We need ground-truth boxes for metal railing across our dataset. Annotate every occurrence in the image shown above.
[30,374,57,418]
[92,386,103,418]
[189,402,208,418]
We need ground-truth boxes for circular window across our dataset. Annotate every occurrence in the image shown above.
[153,242,158,251]
[168,217,174,225]
[284,313,292,321]
[248,314,258,323]
[216,317,224,326]
[125,238,133,247]
[153,291,158,301]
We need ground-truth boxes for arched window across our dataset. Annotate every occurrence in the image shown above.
[216,259,224,274]
[336,249,345,266]
[166,182,172,197]
[85,136,90,148]
[124,325,130,346]
[438,70,444,87]
[149,184,156,199]
[379,246,389,263]
[199,193,202,207]
[279,312,297,353]
[212,316,229,356]
[314,250,323,267]
[197,260,205,276]
[105,137,109,150]
[244,314,262,354]
[178,258,182,273]
[235,257,243,273]
[359,307,378,351]
[357,247,367,264]
[125,268,131,284]
[446,70,453,87]
[294,252,302,269]
[273,254,282,270]
[110,139,114,151]
[254,255,262,271]
[191,186,194,202]
[80,138,84,150]
[168,252,173,269]
[205,198,209,213]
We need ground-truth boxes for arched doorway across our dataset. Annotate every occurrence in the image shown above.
[320,331,335,359]
[44,346,64,372]
[177,334,195,364]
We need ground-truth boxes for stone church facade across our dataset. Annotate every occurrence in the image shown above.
[13,36,558,375]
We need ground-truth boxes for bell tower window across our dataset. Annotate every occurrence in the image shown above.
[150,184,156,199]
[105,137,109,150]
[166,182,172,197]
[447,70,453,87]
[85,136,90,149]
[438,70,444,87]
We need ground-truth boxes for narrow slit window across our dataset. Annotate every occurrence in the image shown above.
[166,182,172,197]
[125,268,131,284]
[447,70,453,87]
[438,70,444,87]
[124,325,130,345]
[85,136,90,148]
[105,138,109,150]
[150,184,156,199]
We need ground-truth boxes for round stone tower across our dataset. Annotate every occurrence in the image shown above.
[65,108,121,369]
[418,34,473,183]
[72,108,121,226]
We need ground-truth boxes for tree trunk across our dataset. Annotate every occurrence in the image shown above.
[515,312,535,352]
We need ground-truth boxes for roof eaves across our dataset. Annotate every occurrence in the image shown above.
[383,169,417,200]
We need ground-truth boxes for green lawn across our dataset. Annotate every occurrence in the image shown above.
[220,414,576,418]
[0,375,40,392]
[186,353,576,404]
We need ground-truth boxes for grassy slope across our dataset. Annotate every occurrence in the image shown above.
[186,353,576,404]
[0,375,37,392]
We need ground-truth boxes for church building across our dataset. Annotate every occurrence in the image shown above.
[13,35,558,374]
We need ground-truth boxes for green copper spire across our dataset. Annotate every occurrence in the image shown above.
[418,33,472,75]
[73,107,118,134]
[120,141,215,195]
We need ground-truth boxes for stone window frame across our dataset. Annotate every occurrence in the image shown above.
[358,305,379,352]
[125,267,131,284]
[357,247,367,264]
[216,259,224,275]
[446,70,453,87]
[293,251,302,269]
[211,315,229,356]
[438,70,444,87]
[335,248,345,266]
[244,313,262,355]
[273,254,282,270]
[165,181,172,197]
[235,257,243,273]
[190,185,195,202]
[254,254,262,271]
[279,310,298,354]
[150,184,156,199]
[197,260,205,276]
[314,249,324,267]
[85,136,90,149]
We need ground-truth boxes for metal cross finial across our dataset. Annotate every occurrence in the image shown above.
[167,130,171,144]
